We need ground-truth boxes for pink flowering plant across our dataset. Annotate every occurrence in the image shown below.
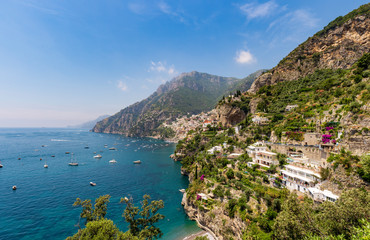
[322,134,333,144]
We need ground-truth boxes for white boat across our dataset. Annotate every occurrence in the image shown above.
[109,147,117,150]
[133,160,141,164]
[109,159,117,163]
[0,160,3,168]
[90,182,96,186]
[94,154,102,159]
[69,153,78,166]
[44,159,48,168]
[12,185,17,190]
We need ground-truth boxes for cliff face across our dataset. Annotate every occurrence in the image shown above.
[93,71,260,137]
[249,12,370,93]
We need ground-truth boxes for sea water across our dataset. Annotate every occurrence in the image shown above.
[0,128,199,240]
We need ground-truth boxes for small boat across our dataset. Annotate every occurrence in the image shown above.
[18,158,21,160]
[69,153,78,166]
[179,189,185,193]
[51,155,55,157]
[12,185,17,190]
[65,152,70,154]
[90,182,96,186]
[44,164,48,168]
[0,160,3,168]
[93,154,102,159]
[41,145,46,147]
[109,159,117,163]
[104,144,108,148]
[109,147,117,150]
[84,146,89,149]
[133,160,141,164]
[40,158,42,161]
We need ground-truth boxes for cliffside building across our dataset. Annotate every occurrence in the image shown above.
[308,188,339,202]
[281,165,321,193]
[285,104,298,111]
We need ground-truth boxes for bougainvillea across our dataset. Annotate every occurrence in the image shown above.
[196,194,201,201]
[326,127,334,131]
[200,174,205,181]
[322,134,333,143]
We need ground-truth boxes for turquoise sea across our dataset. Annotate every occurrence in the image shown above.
[0,128,199,240]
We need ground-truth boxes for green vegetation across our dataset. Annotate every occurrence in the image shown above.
[274,189,369,239]
[315,3,370,37]
[175,53,370,237]
[67,195,164,240]
[94,70,262,137]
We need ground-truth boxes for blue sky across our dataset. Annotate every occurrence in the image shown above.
[0,0,367,127]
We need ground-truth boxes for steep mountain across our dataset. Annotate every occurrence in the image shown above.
[92,71,261,137]
[249,3,370,93]
[218,4,370,155]
[173,4,370,240]
[67,115,110,129]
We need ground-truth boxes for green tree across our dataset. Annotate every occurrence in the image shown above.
[66,219,130,240]
[121,194,165,239]
[73,195,111,224]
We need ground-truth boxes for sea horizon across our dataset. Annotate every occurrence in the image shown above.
[0,128,199,239]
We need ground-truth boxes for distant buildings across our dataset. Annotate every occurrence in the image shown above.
[251,116,270,125]
[285,104,299,111]
[207,146,222,155]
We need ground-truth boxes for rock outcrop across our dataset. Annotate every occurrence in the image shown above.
[249,11,370,93]
[216,104,246,127]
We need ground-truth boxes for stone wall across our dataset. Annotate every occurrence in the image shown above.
[269,144,329,167]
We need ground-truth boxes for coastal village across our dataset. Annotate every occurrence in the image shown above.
[167,106,344,203]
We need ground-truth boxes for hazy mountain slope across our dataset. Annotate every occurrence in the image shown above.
[68,115,110,129]
[92,71,262,137]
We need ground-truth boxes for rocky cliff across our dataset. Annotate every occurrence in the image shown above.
[249,4,370,93]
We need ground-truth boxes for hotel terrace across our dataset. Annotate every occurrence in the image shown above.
[281,165,321,193]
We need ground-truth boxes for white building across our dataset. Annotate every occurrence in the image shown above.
[255,151,278,167]
[246,142,267,158]
[281,165,321,193]
[285,104,299,111]
[308,188,339,202]
[252,116,269,125]
[207,146,222,155]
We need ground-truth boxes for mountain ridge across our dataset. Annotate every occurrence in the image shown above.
[248,3,370,93]
[92,70,262,137]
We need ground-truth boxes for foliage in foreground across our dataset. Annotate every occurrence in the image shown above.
[66,194,164,240]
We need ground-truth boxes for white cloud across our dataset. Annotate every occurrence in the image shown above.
[158,1,171,15]
[235,50,256,64]
[240,1,278,19]
[157,1,186,23]
[117,81,128,91]
[128,2,147,15]
[149,61,177,75]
